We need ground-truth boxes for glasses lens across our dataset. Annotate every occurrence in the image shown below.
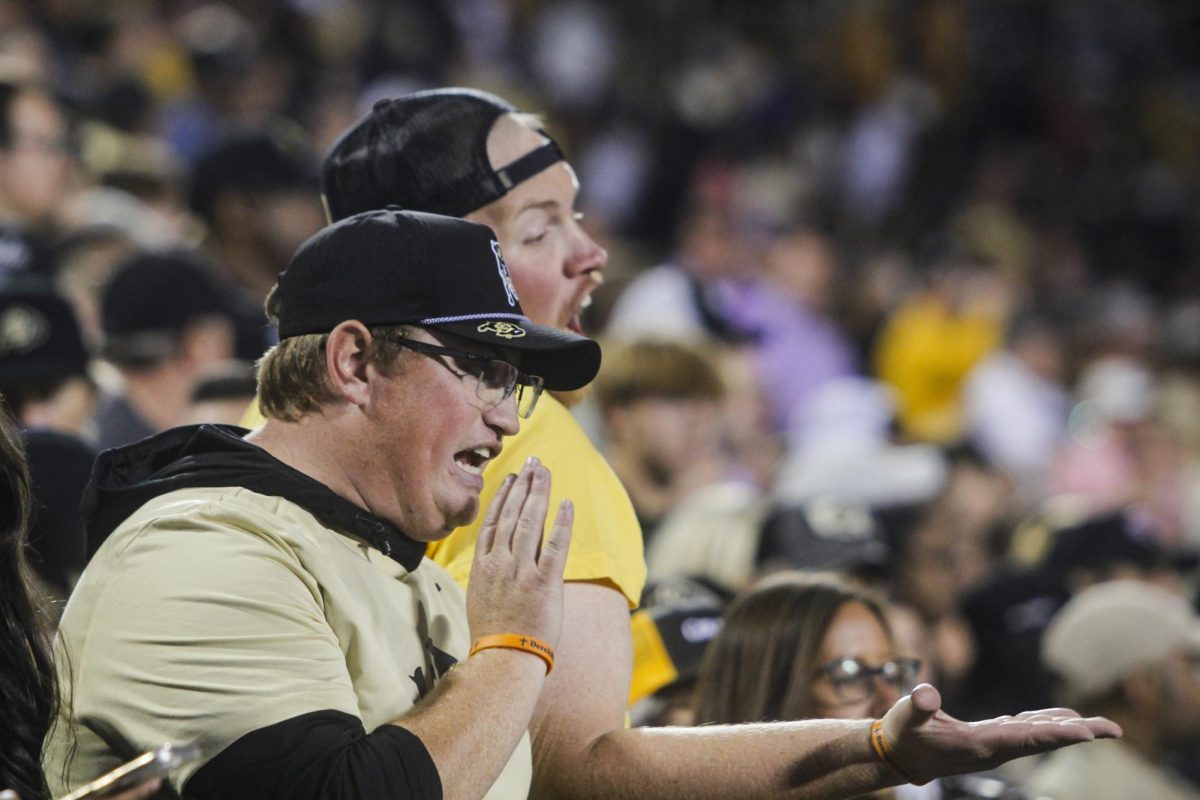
[827,658,870,703]
[882,658,921,693]
[471,359,518,410]
[516,375,545,419]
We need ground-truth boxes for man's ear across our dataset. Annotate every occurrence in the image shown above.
[326,320,373,406]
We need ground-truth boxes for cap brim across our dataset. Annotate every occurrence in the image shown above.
[430,317,601,391]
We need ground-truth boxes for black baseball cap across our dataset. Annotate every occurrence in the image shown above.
[0,287,89,382]
[101,250,237,362]
[321,87,564,221]
[1047,509,1199,574]
[272,208,600,390]
[189,131,317,222]
[757,498,891,578]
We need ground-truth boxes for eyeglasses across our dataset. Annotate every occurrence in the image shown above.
[394,337,545,419]
[815,657,922,704]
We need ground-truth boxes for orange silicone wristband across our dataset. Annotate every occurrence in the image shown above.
[870,719,919,785]
[469,634,555,675]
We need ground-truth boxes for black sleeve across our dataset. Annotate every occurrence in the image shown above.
[183,709,442,800]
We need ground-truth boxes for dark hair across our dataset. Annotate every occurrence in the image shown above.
[692,572,891,725]
[0,401,57,800]
[0,375,76,419]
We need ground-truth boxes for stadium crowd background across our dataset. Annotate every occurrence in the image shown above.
[2,0,1200,796]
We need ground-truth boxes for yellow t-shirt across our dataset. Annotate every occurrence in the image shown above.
[873,294,1002,443]
[242,396,646,608]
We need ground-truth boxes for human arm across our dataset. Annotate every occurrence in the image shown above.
[398,460,573,800]
[190,461,571,800]
[526,585,1119,800]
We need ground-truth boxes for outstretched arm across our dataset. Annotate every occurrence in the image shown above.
[877,683,1120,784]
[526,584,1119,800]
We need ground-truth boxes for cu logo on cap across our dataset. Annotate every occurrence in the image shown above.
[478,321,526,339]
[491,240,519,307]
[0,305,49,355]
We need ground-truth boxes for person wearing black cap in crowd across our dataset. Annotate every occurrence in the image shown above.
[44,208,601,799]
[312,88,1122,800]
[93,249,241,453]
[189,130,326,304]
[0,285,96,595]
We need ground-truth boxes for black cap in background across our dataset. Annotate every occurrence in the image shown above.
[321,88,563,221]
[0,288,89,383]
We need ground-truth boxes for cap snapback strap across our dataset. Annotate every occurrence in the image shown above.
[494,140,564,190]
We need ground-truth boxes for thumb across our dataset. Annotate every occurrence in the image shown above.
[885,683,941,739]
[906,683,941,727]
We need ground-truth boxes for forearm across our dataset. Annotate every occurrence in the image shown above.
[528,584,901,800]
[547,720,899,800]
[397,648,546,800]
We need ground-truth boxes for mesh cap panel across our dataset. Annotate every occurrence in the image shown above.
[322,88,561,221]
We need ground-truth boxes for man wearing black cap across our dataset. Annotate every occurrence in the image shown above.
[0,285,96,594]
[94,250,241,452]
[314,88,1122,799]
[45,208,601,800]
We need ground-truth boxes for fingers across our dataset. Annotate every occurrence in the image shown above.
[1011,707,1080,721]
[539,499,574,575]
[1085,716,1123,739]
[476,473,516,555]
[1001,708,1119,738]
[511,464,551,563]
[492,458,537,553]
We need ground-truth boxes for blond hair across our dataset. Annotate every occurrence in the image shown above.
[257,286,416,421]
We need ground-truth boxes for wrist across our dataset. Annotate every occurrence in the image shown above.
[870,719,923,786]
[469,633,555,675]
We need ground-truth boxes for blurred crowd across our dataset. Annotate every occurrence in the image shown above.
[2,0,1200,798]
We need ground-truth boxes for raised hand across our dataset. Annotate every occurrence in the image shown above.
[877,683,1122,784]
[466,456,573,654]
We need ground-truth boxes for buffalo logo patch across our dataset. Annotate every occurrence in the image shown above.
[0,305,49,355]
[478,321,526,339]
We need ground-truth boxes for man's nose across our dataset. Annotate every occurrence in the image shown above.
[566,223,607,277]
[484,394,520,437]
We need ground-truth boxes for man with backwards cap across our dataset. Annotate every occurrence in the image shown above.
[315,88,1122,798]
[44,208,601,799]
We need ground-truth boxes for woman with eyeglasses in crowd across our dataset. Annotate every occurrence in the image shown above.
[692,571,1034,800]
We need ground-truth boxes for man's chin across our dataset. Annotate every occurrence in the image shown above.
[447,500,481,533]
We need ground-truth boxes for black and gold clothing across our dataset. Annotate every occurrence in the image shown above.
[44,425,531,799]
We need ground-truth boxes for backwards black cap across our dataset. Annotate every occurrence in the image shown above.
[273,208,600,391]
[321,88,564,222]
